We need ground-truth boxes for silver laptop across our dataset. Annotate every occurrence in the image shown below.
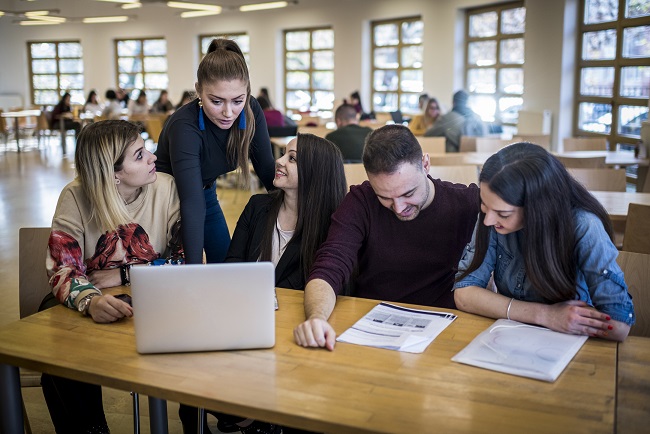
[130,262,275,354]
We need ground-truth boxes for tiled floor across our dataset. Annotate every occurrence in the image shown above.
[0,137,257,433]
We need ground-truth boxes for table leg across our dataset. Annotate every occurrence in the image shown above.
[148,396,169,434]
[59,118,67,155]
[0,363,25,434]
[13,118,21,153]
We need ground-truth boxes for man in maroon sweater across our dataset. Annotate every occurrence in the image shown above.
[293,125,480,350]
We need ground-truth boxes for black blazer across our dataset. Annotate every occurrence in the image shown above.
[225,194,304,290]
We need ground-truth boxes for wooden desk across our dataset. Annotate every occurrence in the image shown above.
[0,289,618,434]
[0,110,41,153]
[590,191,650,221]
[616,336,650,434]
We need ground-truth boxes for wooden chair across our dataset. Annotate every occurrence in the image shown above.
[567,168,627,191]
[616,250,650,337]
[475,138,512,153]
[623,203,650,254]
[430,154,468,166]
[417,136,445,154]
[344,163,368,187]
[556,156,607,168]
[563,137,608,152]
[459,136,477,152]
[145,114,166,144]
[0,111,10,150]
[512,134,551,150]
[429,165,479,186]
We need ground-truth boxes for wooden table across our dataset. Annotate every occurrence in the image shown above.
[0,110,41,153]
[616,336,650,433]
[0,288,619,434]
[591,191,650,221]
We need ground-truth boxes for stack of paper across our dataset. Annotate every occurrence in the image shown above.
[451,319,588,382]
[336,302,457,353]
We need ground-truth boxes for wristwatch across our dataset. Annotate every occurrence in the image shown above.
[77,293,99,316]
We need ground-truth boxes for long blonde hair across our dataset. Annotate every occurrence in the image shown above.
[74,120,141,232]
[197,38,255,184]
[422,97,440,129]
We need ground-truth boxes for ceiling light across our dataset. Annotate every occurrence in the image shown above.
[0,12,5,17]
[24,11,50,17]
[121,2,142,9]
[82,15,129,23]
[19,20,60,25]
[167,2,221,11]
[180,10,221,17]
[28,15,67,23]
[240,1,288,12]
[96,0,139,3]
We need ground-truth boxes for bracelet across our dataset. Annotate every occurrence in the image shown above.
[506,297,514,320]
[120,264,131,286]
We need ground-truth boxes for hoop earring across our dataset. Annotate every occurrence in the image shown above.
[238,111,246,130]
[115,179,120,185]
[197,98,205,131]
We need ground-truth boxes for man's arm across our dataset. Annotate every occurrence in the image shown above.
[293,278,337,350]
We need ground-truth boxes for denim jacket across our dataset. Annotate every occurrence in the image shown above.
[454,210,635,325]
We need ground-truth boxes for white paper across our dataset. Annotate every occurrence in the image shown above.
[451,319,588,382]
[336,302,457,353]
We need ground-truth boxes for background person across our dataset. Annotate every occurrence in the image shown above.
[175,90,195,110]
[325,103,373,162]
[50,92,81,138]
[150,89,174,114]
[425,90,485,152]
[409,97,441,136]
[128,90,150,116]
[83,90,103,114]
[454,142,634,341]
[102,89,123,120]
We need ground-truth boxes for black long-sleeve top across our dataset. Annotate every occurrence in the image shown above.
[155,97,275,264]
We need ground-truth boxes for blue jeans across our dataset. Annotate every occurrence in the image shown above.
[203,183,230,263]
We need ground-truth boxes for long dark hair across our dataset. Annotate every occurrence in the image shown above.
[259,133,347,282]
[457,142,614,303]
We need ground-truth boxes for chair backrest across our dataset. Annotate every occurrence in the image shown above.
[623,203,650,254]
[616,250,650,337]
[344,163,368,187]
[145,115,164,144]
[556,156,607,168]
[429,154,468,166]
[563,137,608,152]
[429,165,479,186]
[417,136,445,154]
[567,168,627,191]
[19,227,53,319]
[459,136,477,152]
[512,135,551,150]
[475,138,512,153]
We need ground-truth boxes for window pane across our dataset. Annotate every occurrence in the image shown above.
[143,40,166,56]
[374,70,398,91]
[33,75,58,89]
[374,47,399,68]
[117,40,141,56]
[374,24,399,46]
[230,35,250,53]
[313,90,335,110]
[580,67,615,96]
[401,21,423,44]
[578,102,612,133]
[499,68,524,94]
[286,31,310,51]
[585,0,618,24]
[59,59,83,74]
[69,91,85,105]
[144,57,167,73]
[469,95,496,122]
[34,90,59,105]
[619,105,649,137]
[400,93,420,113]
[144,73,168,90]
[623,26,650,58]
[400,69,423,93]
[312,29,333,49]
[468,68,496,93]
[286,52,310,70]
[401,45,423,68]
[118,58,142,73]
[119,73,144,90]
[501,7,526,34]
[499,97,523,123]
[201,37,213,54]
[468,41,496,66]
[312,51,333,70]
[32,59,57,74]
[286,71,310,89]
[469,12,498,37]
[312,71,333,90]
[286,90,311,110]
[58,43,82,58]
[500,38,525,64]
[621,66,650,98]
[582,30,617,60]
[60,74,84,89]
[626,0,650,18]
[372,92,398,112]
[31,43,56,58]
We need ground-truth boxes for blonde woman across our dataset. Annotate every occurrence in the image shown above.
[409,97,441,136]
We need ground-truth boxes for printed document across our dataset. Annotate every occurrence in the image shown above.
[451,319,588,382]
[336,302,457,353]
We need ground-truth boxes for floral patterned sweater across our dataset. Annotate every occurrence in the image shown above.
[46,173,180,309]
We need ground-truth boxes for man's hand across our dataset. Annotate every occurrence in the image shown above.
[88,295,133,324]
[293,317,336,351]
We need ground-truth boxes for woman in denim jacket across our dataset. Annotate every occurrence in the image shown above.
[454,142,634,341]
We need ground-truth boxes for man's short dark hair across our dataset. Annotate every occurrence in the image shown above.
[335,104,358,122]
[362,125,423,174]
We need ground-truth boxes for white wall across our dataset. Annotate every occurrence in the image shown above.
[0,0,576,147]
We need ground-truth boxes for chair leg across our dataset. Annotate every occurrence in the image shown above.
[21,398,32,434]
[198,408,205,434]
[132,392,140,434]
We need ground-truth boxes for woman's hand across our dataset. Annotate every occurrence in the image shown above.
[88,295,133,324]
[88,269,122,289]
[542,300,612,338]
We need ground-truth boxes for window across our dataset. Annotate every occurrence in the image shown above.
[28,41,84,106]
[284,27,334,113]
[465,3,525,134]
[115,38,168,103]
[575,0,650,149]
[199,33,250,63]
[371,17,423,113]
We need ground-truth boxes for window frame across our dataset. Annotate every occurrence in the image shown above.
[114,37,168,101]
[27,40,84,106]
[198,32,250,63]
